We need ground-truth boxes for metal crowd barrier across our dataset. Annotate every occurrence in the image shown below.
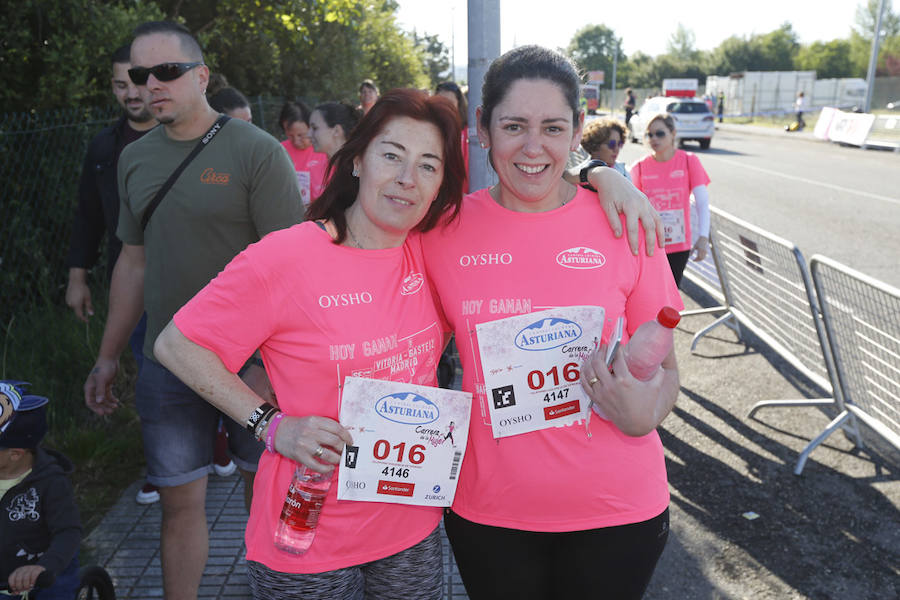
[688,208,858,474]
[806,256,900,463]
[863,114,900,152]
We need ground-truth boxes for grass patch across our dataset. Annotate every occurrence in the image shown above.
[2,290,145,534]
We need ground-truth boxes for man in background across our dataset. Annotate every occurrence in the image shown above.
[83,22,301,599]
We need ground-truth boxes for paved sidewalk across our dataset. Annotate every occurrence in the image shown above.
[83,475,469,599]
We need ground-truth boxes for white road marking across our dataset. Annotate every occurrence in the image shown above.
[703,155,900,206]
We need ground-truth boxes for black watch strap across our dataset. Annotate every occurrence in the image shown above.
[579,159,608,192]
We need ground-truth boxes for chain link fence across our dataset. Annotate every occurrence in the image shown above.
[1,105,120,325]
[0,96,310,328]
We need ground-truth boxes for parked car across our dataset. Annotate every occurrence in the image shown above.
[629,96,715,149]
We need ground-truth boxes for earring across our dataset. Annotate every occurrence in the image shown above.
[480,142,488,149]
[352,167,359,177]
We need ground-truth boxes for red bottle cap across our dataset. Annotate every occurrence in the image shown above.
[657,306,681,329]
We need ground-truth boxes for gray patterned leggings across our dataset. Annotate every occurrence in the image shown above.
[247,527,443,600]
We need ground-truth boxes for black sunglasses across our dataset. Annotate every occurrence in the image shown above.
[128,62,204,85]
[645,130,668,139]
[605,139,625,149]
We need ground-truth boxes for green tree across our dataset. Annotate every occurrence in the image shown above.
[0,0,165,111]
[853,0,900,39]
[415,32,450,88]
[566,24,624,80]
[850,0,900,76]
[667,23,700,63]
[796,39,857,78]
[755,23,800,70]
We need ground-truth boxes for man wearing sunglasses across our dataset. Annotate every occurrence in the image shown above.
[83,21,302,600]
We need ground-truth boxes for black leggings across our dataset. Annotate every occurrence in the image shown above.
[667,250,691,288]
[444,508,669,600]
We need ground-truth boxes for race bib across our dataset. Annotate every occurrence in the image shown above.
[476,306,605,439]
[337,377,472,507]
[660,209,686,246]
[296,171,311,206]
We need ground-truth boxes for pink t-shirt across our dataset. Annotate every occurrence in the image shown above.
[281,141,328,205]
[629,149,710,253]
[421,188,683,532]
[174,222,444,573]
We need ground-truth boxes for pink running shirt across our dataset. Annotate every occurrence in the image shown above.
[629,149,710,253]
[421,188,683,532]
[175,222,444,573]
[281,141,328,205]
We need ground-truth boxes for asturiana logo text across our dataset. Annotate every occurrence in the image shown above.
[375,392,440,425]
[556,247,605,270]
[514,318,583,351]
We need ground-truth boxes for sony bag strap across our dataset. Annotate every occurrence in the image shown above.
[141,114,231,231]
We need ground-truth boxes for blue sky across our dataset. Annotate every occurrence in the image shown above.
[396,0,865,67]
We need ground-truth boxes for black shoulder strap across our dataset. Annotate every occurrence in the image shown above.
[141,115,231,231]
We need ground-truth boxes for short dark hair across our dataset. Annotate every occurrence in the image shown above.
[209,87,249,114]
[133,21,204,62]
[279,100,313,130]
[112,43,131,66]
[312,101,361,138]
[306,89,465,242]
[435,81,468,128]
[359,79,379,94]
[480,45,581,131]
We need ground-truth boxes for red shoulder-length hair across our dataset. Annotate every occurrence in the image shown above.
[306,88,465,244]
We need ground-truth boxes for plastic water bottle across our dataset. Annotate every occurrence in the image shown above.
[623,306,681,381]
[273,464,333,554]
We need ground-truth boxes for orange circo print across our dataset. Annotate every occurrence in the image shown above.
[200,168,230,185]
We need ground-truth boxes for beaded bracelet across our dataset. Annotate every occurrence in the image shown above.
[265,412,286,453]
[246,402,275,433]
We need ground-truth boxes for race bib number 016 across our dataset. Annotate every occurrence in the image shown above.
[337,377,472,507]
[476,306,605,439]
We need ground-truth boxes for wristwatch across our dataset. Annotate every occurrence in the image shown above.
[579,159,608,192]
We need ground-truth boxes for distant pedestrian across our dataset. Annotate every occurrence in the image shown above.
[630,113,711,287]
[309,101,361,160]
[795,91,806,130]
[624,87,636,127]
[209,86,253,123]
[279,100,328,205]
[358,79,379,115]
[717,92,725,123]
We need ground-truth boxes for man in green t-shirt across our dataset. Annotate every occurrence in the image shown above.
[83,21,302,599]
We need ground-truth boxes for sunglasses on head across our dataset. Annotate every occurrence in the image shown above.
[128,62,204,85]
[645,129,668,139]
[605,139,625,150]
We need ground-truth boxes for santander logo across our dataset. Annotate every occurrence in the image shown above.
[556,247,606,270]
[400,272,424,296]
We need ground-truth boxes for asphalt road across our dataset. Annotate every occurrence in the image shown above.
[618,127,900,288]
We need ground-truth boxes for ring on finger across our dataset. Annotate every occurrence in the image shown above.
[313,446,325,458]
[587,376,599,385]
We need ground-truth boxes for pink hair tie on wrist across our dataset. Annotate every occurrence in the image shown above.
[265,412,286,454]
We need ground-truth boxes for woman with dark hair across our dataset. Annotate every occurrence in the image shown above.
[309,101,361,160]
[435,81,469,193]
[208,87,252,123]
[422,45,681,599]
[279,101,328,205]
[154,89,465,599]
